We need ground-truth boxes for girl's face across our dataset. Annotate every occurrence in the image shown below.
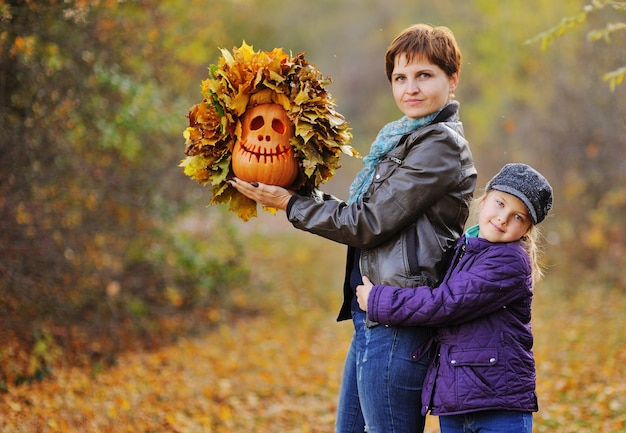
[391,53,458,119]
[478,191,533,243]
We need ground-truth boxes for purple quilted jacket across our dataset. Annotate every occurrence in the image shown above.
[367,231,539,416]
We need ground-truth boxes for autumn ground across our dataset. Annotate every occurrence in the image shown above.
[2,213,626,432]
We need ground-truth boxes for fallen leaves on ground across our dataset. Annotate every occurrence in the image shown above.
[2,312,349,432]
[1,217,625,432]
[533,286,626,432]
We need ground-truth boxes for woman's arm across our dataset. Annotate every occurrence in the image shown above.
[287,128,465,248]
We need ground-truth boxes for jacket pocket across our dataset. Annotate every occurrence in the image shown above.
[370,155,403,190]
[449,348,499,399]
[450,348,498,367]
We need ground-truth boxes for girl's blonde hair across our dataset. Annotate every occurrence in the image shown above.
[472,192,545,282]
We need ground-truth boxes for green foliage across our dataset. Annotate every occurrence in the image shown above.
[17,330,59,386]
[148,218,250,309]
[525,0,626,90]
[0,0,252,383]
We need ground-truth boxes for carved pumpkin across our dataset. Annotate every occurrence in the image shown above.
[232,104,299,187]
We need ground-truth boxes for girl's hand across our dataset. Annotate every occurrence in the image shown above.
[356,276,374,311]
[227,177,295,211]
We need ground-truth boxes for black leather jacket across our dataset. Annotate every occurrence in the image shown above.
[286,101,477,321]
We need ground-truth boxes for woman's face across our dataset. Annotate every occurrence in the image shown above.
[391,53,458,119]
[478,190,532,243]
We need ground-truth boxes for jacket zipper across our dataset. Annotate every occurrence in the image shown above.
[442,243,465,284]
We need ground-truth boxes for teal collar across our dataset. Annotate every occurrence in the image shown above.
[465,224,480,240]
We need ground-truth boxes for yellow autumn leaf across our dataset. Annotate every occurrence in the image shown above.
[273,93,291,111]
[238,40,256,62]
[220,47,235,66]
[249,88,275,106]
[230,92,250,116]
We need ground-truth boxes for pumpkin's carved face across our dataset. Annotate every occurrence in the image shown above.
[232,104,299,187]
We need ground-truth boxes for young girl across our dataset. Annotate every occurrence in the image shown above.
[229,24,476,433]
[356,163,553,433]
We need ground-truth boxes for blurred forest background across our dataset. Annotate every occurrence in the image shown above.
[1,0,625,423]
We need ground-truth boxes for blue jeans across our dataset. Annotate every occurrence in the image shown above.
[335,309,431,433]
[439,411,533,433]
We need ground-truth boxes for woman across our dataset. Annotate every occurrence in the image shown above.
[228,23,476,433]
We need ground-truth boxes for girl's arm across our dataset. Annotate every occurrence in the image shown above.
[366,245,532,327]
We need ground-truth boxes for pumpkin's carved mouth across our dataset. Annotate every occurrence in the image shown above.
[235,140,294,163]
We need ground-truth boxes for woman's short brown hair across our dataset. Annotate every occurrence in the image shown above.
[385,24,462,82]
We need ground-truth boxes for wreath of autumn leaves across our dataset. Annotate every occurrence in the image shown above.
[180,42,359,221]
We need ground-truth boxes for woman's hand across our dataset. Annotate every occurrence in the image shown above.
[356,276,374,312]
[227,177,295,211]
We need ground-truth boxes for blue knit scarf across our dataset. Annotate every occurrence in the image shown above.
[347,111,440,204]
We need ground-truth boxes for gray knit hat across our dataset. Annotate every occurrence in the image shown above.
[486,163,553,224]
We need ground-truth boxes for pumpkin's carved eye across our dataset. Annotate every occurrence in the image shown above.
[272,118,286,134]
[250,116,264,131]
